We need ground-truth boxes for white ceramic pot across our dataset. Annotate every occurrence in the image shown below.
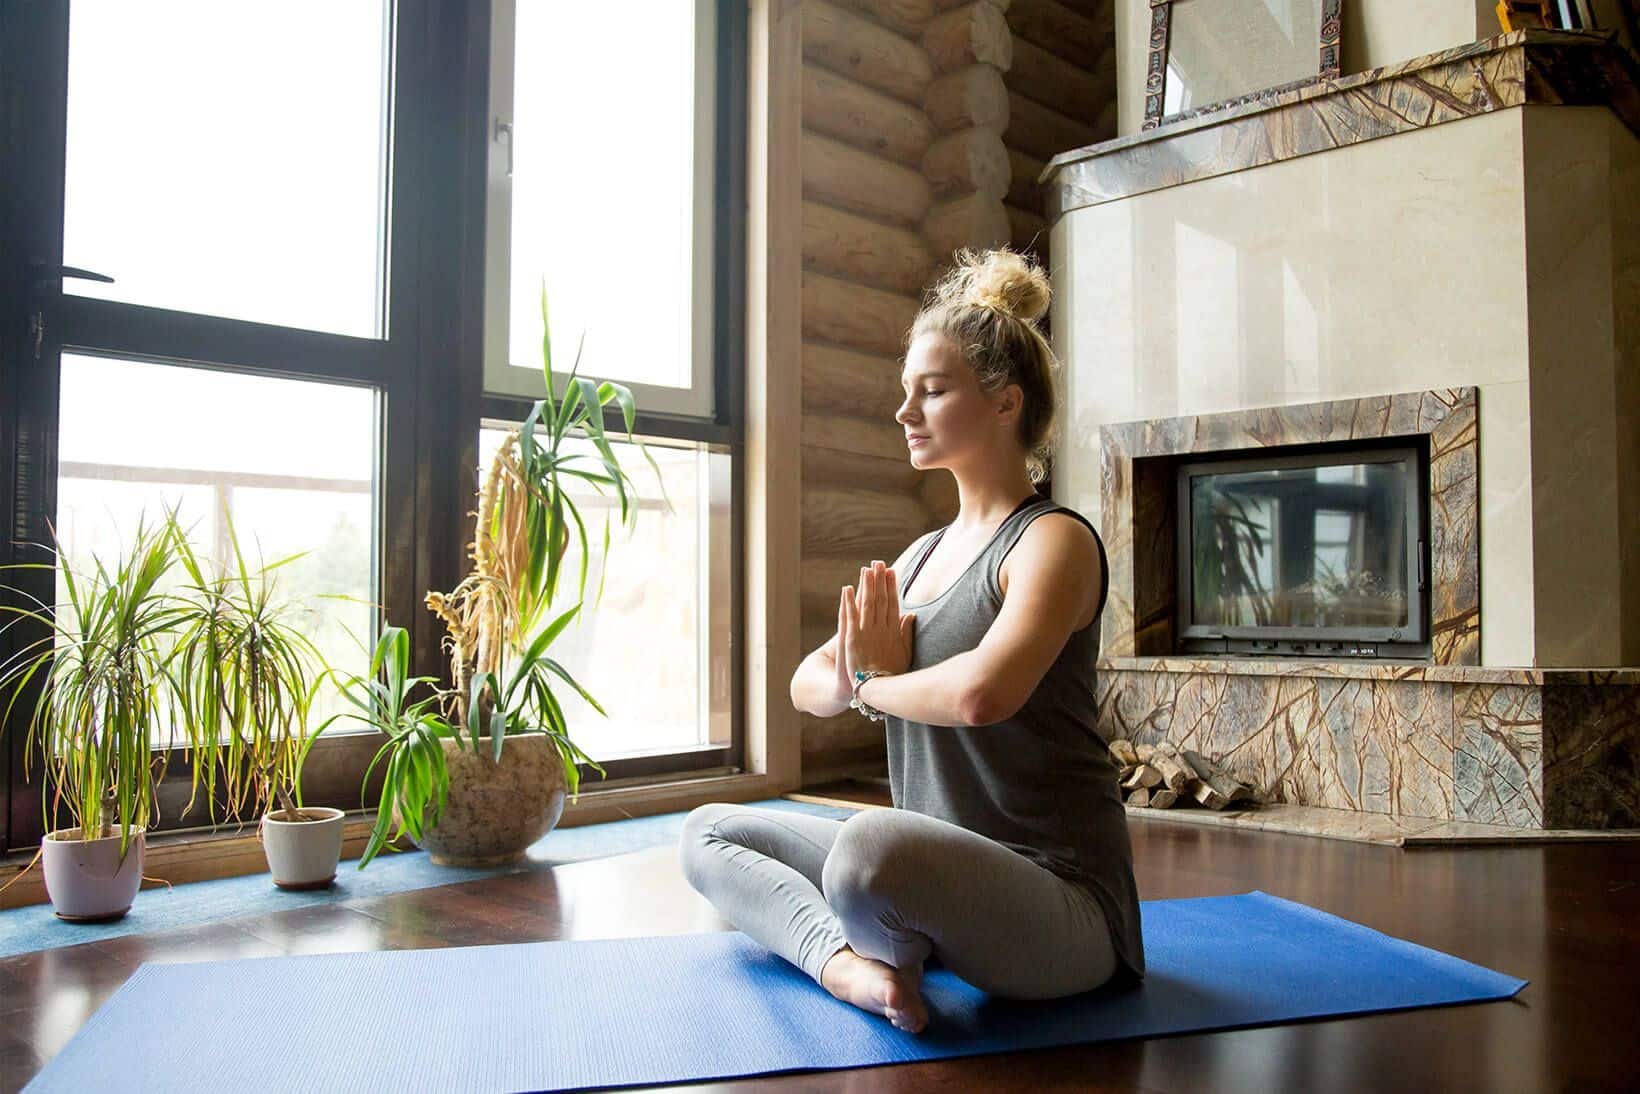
[260,807,346,890]
[411,732,567,867]
[40,826,146,923]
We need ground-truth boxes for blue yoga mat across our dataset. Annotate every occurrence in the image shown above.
[26,891,1524,1093]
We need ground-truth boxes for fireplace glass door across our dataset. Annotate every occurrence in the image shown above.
[1177,446,1427,656]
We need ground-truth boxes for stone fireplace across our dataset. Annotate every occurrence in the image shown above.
[1043,31,1640,833]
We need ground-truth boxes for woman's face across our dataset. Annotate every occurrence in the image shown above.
[896,331,1019,472]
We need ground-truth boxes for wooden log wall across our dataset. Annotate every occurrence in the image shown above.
[1000,0,1118,265]
[799,0,1011,782]
[796,0,1113,783]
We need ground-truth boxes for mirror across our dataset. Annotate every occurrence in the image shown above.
[1143,0,1343,130]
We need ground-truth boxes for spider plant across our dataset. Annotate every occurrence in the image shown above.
[421,290,666,769]
[0,514,194,856]
[168,511,327,825]
[344,292,670,867]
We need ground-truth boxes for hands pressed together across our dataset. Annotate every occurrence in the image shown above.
[837,560,916,698]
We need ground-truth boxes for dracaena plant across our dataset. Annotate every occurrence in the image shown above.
[342,292,668,865]
[0,514,196,855]
[168,512,328,826]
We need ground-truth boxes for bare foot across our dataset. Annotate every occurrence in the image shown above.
[820,946,929,1033]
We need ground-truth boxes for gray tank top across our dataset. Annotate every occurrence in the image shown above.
[888,494,1145,984]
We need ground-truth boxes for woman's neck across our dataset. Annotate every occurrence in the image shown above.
[949,465,1039,534]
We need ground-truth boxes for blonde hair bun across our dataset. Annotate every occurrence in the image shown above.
[935,247,1051,324]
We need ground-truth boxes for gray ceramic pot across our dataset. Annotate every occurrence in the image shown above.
[412,732,567,867]
[40,826,145,923]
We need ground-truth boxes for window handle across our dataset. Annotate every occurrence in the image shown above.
[494,117,514,178]
[30,262,116,288]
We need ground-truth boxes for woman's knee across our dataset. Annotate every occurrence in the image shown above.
[820,810,926,914]
[678,802,737,891]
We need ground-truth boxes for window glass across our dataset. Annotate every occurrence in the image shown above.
[56,355,378,743]
[62,1,393,337]
[477,426,718,761]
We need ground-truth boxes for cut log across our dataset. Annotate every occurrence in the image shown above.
[1004,37,1111,127]
[1126,787,1151,808]
[922,190,1012,263]
[1152,749,1198,793]
[1006,146,1047,212]
[1134,742,1156,764]
[802,200,934,297]
[803,272,920,357]
[1148,788,1180,809]
[1005,90,1098,162]
[804,0,934,105]
[802,340,910,420]
[1121,763,1163,791]
[1109,738,1139,767]
[922,126,1012,199]
[923,2,1013,73]
[803,64,934,167]
[830,0,940,38]
[803,131,933,228]
[802,412,916,464]
[1007,0,1110,66]
[925,64,1011,132]
[1184,750,1257,810]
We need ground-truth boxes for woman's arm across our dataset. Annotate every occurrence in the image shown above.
[855,514,1101,727]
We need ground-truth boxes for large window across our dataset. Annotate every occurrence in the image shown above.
[2,2,743,849]
[1,1,473,850]
[477,0,742,780]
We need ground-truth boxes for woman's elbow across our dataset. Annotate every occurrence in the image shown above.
[957,683,1022,727]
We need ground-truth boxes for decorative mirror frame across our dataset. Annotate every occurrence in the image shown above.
[1143,0,1344,130]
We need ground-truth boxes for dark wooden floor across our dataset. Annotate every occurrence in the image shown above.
[4,787,1638,1093]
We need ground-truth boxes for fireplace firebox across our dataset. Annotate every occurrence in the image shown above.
[1175,443,1430,658]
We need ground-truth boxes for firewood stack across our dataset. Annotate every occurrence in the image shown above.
[1109,740,1258,811]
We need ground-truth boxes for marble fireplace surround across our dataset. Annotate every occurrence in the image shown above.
[1098,386,1480,665]
[1092,388,1640,829]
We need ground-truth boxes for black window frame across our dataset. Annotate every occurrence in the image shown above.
[2,1,746,853]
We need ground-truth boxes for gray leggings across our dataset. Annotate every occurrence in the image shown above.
[678,803,1117,999]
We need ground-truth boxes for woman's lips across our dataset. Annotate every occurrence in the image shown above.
[907,435,929,448]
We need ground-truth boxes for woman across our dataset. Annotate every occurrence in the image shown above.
[680,249,1143,1034]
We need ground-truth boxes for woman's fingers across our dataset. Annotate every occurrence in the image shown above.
[861,565,877,626]
[885,563,899,621]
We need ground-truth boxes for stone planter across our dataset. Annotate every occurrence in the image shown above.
[40,826,146,923]
[260,806,346,890]
[413,732,567,867]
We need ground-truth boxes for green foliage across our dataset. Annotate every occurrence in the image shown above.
[168,511,327,824]
[0,514,197,855]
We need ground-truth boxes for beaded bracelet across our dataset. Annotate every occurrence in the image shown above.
[850,669,892,722]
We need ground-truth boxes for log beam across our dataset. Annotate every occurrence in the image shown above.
[830,0,940,38]
[802,272,919,358]
[922,190,1012,263]
[923,2,1013,73]
[803,411,916,464]
[922,126,1012,198]
[802,200,934,297]
[804,0,934,105]
[803,64,934,167]
[924,64,1010,134]
[1005,36,1110,126]
[1005,90,1098,161]
[1007,0,1111,66]
[801,340,909,421]
[803,130,933,227]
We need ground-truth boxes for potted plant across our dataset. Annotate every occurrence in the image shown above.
[0,515,198,921]
[169,515,340,890]
[342,308,664,868]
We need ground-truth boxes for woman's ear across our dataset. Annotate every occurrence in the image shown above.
[996,382,1023,421]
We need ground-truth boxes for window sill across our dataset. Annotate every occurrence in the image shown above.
[1,769,790,911]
